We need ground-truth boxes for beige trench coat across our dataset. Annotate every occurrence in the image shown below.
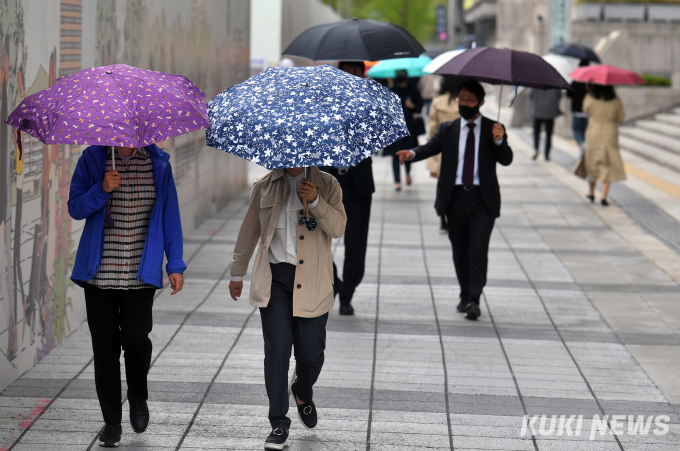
[426,94,460,174]
[231,167,346,318]
[582,94,626,183]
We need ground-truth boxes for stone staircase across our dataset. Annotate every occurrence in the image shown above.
[619,108,680,172]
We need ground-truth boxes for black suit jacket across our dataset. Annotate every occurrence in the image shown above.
[411,116,513,218]
[321,157,375,198]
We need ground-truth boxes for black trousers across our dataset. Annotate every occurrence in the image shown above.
[261,263,328,430]
[533,118,554,158]
[392,154,412,184]
[446,187,495,305]
[84,284,155,425]
[336,182,372,302]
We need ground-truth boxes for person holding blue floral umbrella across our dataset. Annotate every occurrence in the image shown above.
[208,64,407,450]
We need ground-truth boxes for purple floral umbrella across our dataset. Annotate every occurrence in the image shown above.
[5,64,208,148]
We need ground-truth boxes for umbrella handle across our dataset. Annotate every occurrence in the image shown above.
[497,83,503,122]
[111,146,116,171]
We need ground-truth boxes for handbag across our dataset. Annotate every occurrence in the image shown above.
[412,113,426,137]
[573,154,587,179]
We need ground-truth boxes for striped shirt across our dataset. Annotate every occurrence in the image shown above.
[89,147,156,289]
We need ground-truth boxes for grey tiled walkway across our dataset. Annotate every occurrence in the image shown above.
[1,140,679,450]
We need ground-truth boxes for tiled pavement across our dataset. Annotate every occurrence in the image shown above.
[2,130,680,450]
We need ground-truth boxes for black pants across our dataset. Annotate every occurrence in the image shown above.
[84,284,155,425]
[392,154,411,184]
[446,187,495,305]
[337,183,371,302]
[533,118,554,158]
[261,263,328,430]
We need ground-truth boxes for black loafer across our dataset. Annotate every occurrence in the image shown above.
[465,302,481,321]
[128,393,149,433]
[456,300,467,313]
[339,298,354,316]
[99,423,121,448]
[264,428,289,450]
[289,380,317,429]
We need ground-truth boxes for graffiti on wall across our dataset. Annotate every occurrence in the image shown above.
[0,0,250,390]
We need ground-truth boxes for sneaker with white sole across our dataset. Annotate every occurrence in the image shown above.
[99,423,121,447]
[264,428,288,450]
[289,380,317,429]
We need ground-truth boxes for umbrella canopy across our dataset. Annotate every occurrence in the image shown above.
[282,18,425,62]
[206,65,408,170]
[423,49,466,74]
[542,53,579,83]
[569,64,644,86]
[366,55,432,79]
[5,64,208,147]
[434,47,571,89]
[550,43,600,63]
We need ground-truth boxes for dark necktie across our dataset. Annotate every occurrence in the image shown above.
[462,122,476,187]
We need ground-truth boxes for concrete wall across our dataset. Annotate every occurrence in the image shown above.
[496,0,550,54]
[250,0,340,72]
[0,0,250,392]
[573,20,680,81]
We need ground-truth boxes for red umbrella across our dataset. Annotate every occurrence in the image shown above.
[569,64,644,86]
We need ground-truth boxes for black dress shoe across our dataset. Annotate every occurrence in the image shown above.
[465,302,481,321]
[99,423,121,447]
[456,301,467,313]
[586,195,594,203]
[339,298,354,315]
[264,428,289,450]
[601,198,609,207]
[128,393,149,433]
[290,380,318,429]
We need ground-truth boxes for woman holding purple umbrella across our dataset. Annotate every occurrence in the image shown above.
[5,64,206,448]
[68,143,186,447]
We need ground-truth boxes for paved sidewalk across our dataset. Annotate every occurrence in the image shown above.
[2,133,680,450]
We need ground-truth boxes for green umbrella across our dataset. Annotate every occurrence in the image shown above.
[366,55,432,79]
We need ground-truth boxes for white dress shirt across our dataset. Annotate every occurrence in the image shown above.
[456,115,483,185]
[409,115,503,182]
[230,171,318,282]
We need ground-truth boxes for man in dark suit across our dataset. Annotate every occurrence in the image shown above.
[397,80,513,320]
[322,61,375,316]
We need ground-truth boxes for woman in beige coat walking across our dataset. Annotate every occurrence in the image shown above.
[228,167,346,449]
[580,84,626,206]
[426,77,460,232]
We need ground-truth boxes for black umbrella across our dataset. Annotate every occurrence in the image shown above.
[435,47,571,120]
[282,18,425,62]
[550,43,600,63]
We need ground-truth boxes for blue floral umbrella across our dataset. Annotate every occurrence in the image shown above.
[206,64,408,170]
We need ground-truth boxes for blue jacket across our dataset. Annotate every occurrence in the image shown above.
[68,144,186,288]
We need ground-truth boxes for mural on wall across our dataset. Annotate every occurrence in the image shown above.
[0,0,250,391]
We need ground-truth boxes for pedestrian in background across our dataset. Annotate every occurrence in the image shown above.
[397,80,513,320]
[68,145,186,448]
[426,77,461,233]
[580,84,626,206]
[228,166,346,450]
[418,74,440,117]
[322,61,375,316]
[384,69,423,191]
[567,60,591,153]
[530,88,562,161]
